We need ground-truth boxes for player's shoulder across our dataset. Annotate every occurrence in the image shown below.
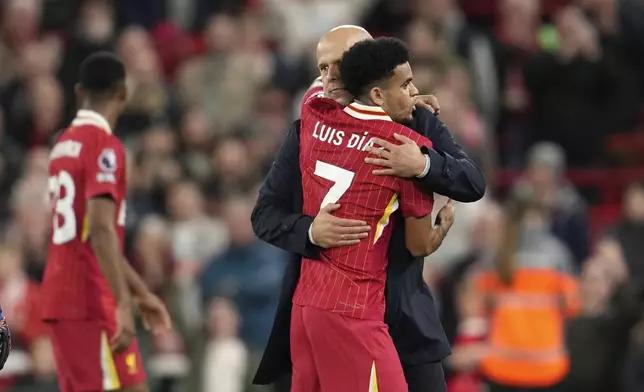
[303,91,337,113]
[302,83,324,106]
[63,122,118,143]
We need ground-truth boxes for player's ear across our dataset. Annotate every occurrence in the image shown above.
[74,83,84,103]
[117,82,127,102]
[370,87,385,107]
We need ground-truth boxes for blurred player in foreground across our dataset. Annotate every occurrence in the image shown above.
[41,52,171,392]
[0,306,10,370]
[292,37,456,392]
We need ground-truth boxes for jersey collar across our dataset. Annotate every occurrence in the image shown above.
[343,101,393,122]
[72,109,112,134]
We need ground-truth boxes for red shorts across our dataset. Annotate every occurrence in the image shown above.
[47,319,147,392]
[290,304,407,392]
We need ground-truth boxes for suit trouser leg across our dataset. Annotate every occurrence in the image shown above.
[403,361,447,392]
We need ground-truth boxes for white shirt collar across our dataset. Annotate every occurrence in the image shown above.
[71,109,112,134]
[342,101,392,122]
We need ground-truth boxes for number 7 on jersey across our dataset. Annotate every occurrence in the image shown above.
[314,160,355,210]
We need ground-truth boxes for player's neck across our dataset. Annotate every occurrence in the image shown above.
[354,97,377,108]
[79,102,119,129]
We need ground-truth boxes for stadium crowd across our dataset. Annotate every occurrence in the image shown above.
[0,0,644,391]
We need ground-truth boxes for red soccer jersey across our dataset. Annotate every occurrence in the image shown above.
[293,96,435,320]
[41,110,127,322]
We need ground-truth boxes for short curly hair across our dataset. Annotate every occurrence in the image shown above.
[79,51,126,96]
[339,37,410,99]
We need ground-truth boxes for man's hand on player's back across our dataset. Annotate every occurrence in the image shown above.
[310,203,371,248]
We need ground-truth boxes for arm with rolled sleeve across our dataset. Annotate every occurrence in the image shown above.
[251,120,322,260]
[411,108,486,202]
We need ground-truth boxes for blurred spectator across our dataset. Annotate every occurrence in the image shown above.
[425,194,488,283]
[432,71,491,174]
[117,27,181,136]
[605,181,644,392]
[58,0,117,122]
[177,13,273,134]
[606,181,644,290]
[405,18,461,93]
[438,200,504,348]
[167,180,228,333]
[264,0,376,62]
[523,5,640,167]
[579,0,644,95]
[202,298,248,392]
[178,106,215,183]
[0,110,24,222]
[210,137,261,197]
[468,193,579,392]
[440,201,503,391]
[200,196,286,351]
[200,196,286,391]
[0,0,41,85]
[1,39,63,149]
[415,0,499,129]
[493,0,541,168]
[4,153,50,282]
[511,142,590,266]
[565,239,641,392]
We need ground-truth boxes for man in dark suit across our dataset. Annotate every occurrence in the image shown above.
[251,26,486,392]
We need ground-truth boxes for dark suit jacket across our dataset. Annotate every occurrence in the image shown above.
[251,107,485,385]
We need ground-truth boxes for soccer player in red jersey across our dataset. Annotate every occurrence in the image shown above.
[41,52,171,392]
[291,37,453,392]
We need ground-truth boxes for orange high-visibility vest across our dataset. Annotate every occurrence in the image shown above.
[474,250,580,387]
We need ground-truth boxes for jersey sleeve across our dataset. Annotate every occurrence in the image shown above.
[399,179,434,218]
[83,134,124,200]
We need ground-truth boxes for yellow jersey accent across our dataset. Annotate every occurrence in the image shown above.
[373,194,399,244]
[369,361,379,392]
[81,214,90,242]
[100,331,121,390]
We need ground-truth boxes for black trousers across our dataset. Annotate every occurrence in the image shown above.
[272,361,447,392]
[404,361,447,392]
[486,380,564,392]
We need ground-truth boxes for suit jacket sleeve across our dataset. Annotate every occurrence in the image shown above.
[251,120,322,259]
[411,107,486,202]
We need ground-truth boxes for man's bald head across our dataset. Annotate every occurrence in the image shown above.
[316,25,372,105]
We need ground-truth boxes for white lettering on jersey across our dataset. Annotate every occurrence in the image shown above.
[50,140,83,161]
[311,121,376,151]
[96,172,116,183]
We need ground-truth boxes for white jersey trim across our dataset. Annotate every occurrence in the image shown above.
[72,109,112,134]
